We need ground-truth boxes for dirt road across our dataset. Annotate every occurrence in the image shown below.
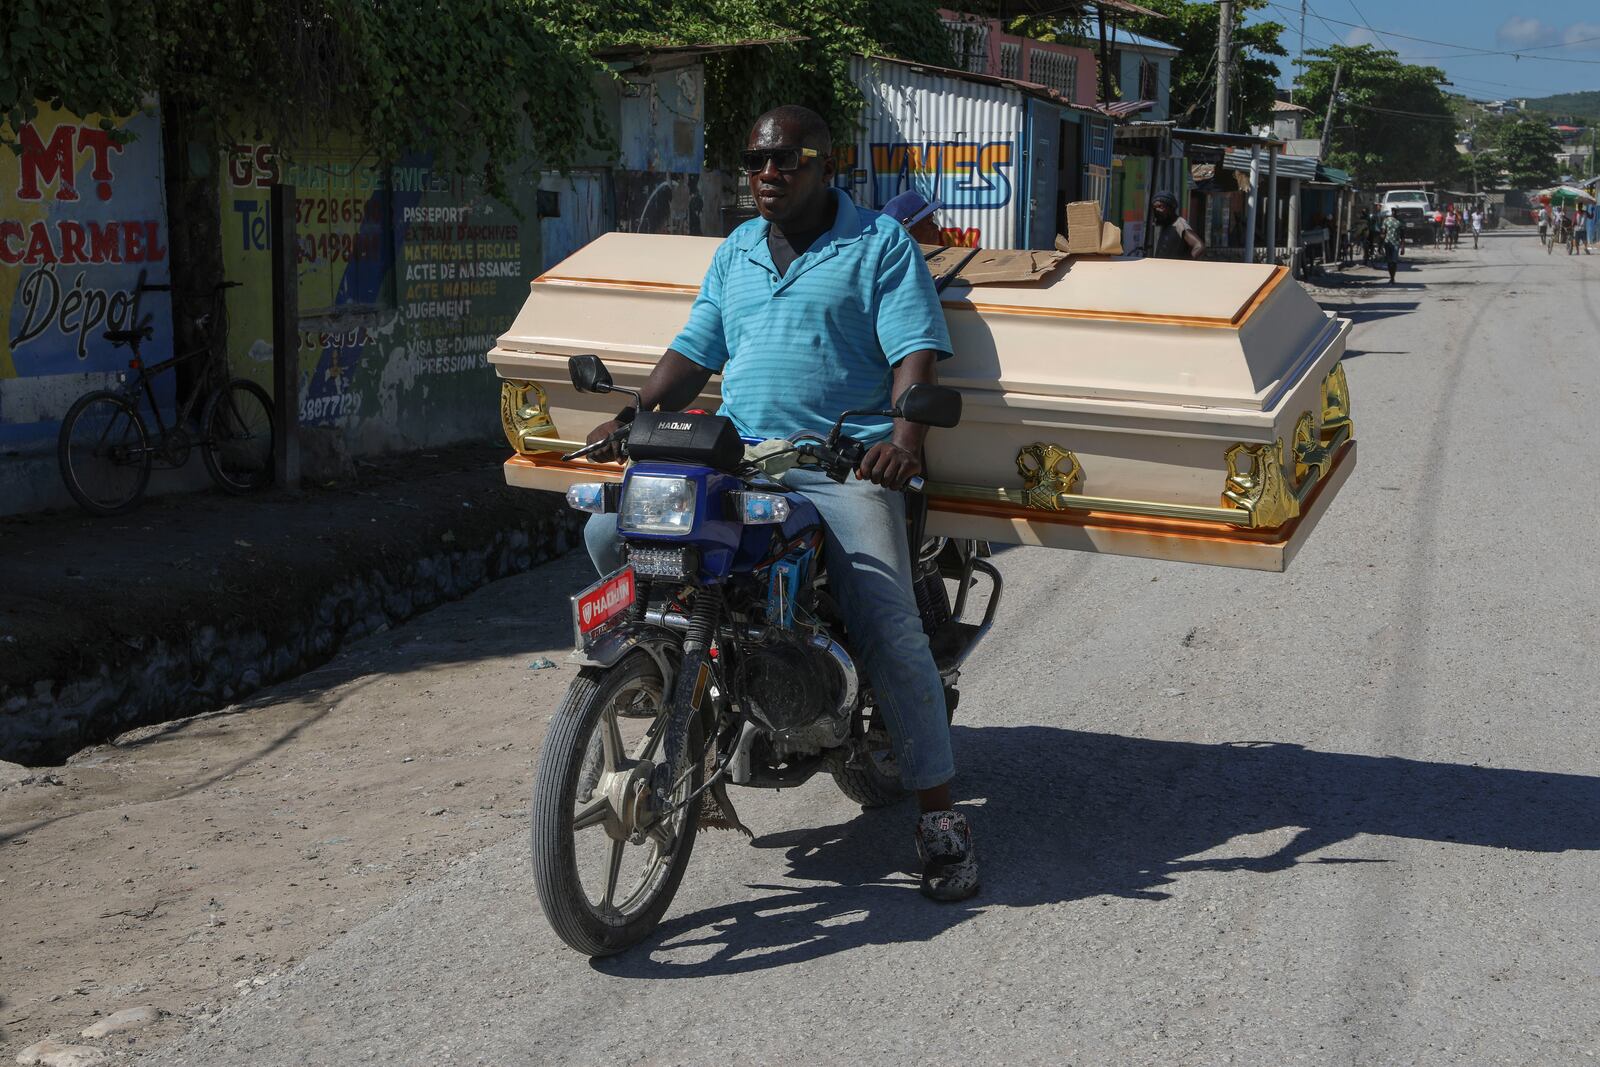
[7,232,1600,1064]
[1,552,593,1059]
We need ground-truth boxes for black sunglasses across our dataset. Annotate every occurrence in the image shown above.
[740,146,819,175]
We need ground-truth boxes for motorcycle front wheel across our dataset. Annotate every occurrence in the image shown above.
[531,650,702,956]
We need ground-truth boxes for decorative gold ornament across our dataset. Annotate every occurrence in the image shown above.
[1016,442,1083,511]
[1222,439,1300,529]
[1291,410,1331,488]
[1320,362,1352,443]
[500,379,558,453]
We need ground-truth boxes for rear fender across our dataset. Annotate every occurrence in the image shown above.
[569,624,681,693]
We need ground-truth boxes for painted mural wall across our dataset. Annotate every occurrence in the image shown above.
[0,106,174,454]
[847,57,1025,249]
[219,142,540,455]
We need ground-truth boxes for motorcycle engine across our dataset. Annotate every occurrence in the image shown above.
[735,632,849,757]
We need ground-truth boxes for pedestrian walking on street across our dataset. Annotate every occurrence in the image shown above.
[1363,203,1384,264]
[1443,205,1459,251]
[1471,207,1483,250]
[1538,204,1550,249]
[1381,211,1403,283]
[1571,206,1588,255]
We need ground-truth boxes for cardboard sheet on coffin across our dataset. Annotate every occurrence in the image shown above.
[491,233,1356,572]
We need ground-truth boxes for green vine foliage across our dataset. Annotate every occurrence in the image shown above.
[3,0,951,187]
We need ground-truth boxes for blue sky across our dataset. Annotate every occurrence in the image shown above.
[1241,1,1600,100]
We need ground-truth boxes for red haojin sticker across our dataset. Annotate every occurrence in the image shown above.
[574,566,636,639]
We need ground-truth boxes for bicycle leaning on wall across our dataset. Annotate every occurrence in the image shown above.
[56,277,275,515]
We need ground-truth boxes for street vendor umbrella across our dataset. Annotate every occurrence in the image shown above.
[1540,184,1595,205]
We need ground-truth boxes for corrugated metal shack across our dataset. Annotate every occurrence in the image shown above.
[844,54,1116,249]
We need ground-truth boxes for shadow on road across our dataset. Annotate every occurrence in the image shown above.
[1320,301,1421,324]
[598,725,1600,977]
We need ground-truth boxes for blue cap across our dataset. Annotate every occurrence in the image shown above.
[882,190,942,227]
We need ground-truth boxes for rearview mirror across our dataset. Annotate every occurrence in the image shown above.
[568,354,613,394]
[896,384,962,428]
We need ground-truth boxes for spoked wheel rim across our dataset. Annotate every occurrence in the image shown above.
[205,382,274,490]
[62,395,148,513]
[569,676,695,924]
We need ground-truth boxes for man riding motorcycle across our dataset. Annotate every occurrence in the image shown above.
[580,104,978,902]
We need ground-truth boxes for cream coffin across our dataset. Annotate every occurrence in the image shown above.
[490,232,1355,572]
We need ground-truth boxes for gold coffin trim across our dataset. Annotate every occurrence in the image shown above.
[499,361,1355,534]
[927,361,1355,531]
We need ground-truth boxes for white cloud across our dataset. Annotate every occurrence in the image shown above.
[1344,26,1379,47]
[1498,16,1556,48]
[1497,16,1600,51]
[1562,23,1600,46]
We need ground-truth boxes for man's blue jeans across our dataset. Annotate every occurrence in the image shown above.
[583,467,955,791]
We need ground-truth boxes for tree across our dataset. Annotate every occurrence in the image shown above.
[1296,45,1457,184]
[2,0,950,187]
[1461,148,1504,191]
[1121,0,1288,130]
[1496,117,1563,189]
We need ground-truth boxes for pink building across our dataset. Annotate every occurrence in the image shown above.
[937,9,1099,105]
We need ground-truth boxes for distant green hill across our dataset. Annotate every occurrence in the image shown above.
[1520,91,1600,120]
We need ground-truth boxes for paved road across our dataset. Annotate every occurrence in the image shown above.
[157,233,1600,1066]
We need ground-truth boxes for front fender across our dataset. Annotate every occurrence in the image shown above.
[568,624,681,692]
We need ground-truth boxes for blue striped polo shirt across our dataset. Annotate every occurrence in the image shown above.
[669,189,953,445]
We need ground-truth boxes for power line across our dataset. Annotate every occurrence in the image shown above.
[1342,0,1389,52]
[1262,2,1600,63]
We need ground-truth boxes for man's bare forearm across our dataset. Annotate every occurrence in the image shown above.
[889,350,939,453]
[633,350,713,413]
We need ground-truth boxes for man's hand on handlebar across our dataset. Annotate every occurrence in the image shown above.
[856,441,923,491]
[582,418,626,463]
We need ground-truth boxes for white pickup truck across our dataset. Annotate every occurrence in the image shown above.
[1382,189,1437,244]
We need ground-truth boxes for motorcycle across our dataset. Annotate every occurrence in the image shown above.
[530,354,1002,956]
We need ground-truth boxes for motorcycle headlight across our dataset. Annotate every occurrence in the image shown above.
[619,475,697,534]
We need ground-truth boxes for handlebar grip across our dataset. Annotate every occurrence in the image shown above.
[906,475,925,493]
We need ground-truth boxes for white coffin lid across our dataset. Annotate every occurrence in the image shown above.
[495,232,1341,413]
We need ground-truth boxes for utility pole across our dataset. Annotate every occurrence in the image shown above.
[1319,63,1343,158]
[1215,0,1234,132]
[1293,0,1307,103]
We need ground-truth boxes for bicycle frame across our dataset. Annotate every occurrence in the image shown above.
[123,343,215,443]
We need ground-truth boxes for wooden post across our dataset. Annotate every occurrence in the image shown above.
[270,183,300,489]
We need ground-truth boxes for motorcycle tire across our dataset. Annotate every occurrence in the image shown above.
[831,688,957,808]
[531,650,702,957]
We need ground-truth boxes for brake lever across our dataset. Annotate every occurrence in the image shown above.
[561,426,627,463]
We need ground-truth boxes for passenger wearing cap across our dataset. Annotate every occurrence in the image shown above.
[1151,192,1204,260]
[883,189,945,246]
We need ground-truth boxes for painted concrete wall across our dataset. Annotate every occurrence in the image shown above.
[1,65,720,513]
[0,105,179,514]
[1,106,175,455]
[219,142,542,463]
[1117,51,1172,121]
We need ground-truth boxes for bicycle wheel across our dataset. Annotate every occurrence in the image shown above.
[57,391,151,515]
[202,379,275,493]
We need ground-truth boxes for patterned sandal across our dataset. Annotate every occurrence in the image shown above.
[915,810,980,902]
